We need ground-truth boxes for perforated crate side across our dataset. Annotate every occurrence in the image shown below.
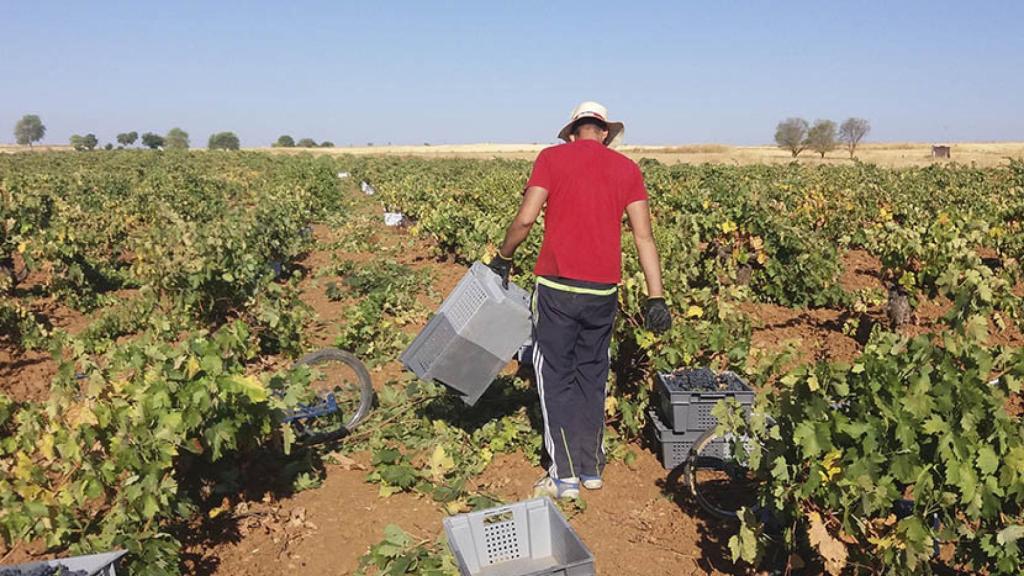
[444,498,595,576]
[439,266,490,332]
[655,371,755,433]
[649,410,729,470]
[401,313,457,377]
[482,509,523,565]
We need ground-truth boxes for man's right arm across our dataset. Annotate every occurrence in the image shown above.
[497,186,547,258]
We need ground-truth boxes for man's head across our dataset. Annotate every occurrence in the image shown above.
[557,101,624,146]
[569,117,609,143]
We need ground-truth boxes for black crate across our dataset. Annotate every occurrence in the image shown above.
[648,410,730,470]
[655,368,754,433]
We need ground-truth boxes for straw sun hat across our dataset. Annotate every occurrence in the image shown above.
[557,101,624,146]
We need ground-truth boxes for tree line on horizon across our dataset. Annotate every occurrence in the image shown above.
[10,114,323,151]
[775,117,871,159]
[15,112,874,155]
[272,135,334,148]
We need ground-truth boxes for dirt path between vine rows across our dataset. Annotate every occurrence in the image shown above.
[191,183,930,575]
[187,183,745,575]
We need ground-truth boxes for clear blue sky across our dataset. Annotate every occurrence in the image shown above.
[2,1,1022,147]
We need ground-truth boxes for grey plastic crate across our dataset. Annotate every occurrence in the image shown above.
[401,262,532,406]
[649,410,730,470]
[444,497,594,576]
[655,369,754,433]
[5,550,128,575]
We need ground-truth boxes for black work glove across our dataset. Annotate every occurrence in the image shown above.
[644,298,672,334]
[486,252,513,289]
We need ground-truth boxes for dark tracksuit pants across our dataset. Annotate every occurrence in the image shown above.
[532,277,617,481]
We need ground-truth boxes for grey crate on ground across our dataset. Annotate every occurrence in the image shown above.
[655,370,754,433]
[6,550,127,576]
[401,262,532,406]
[444,497,595,576]
[649,410,730,470]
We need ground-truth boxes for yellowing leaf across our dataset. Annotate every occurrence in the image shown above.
[750,236,764,250]
[39,433,55,460]
[604,396,619,417]
[14,452,35,481]
[807,511,848,576]
[819,449,842,482]
[685,305,704,319]
[68,405,99,428]
[482,244,497,263]
[720,220,737,234]
[17,484,44,500]
[224,375,269,402]
[806,375,820,392]
[186,356,201,379]
[445,500,467,515]
[208,498,231,519]
[478,447,493,467]
[429,445,455,481]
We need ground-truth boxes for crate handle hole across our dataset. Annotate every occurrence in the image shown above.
[483,510,513,524]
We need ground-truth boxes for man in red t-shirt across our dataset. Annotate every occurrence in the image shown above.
[488,101,671,499]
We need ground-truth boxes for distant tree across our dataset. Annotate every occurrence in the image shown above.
[807,119,838,159]
[165,127,190,150]
[296,138,317,148]
[774,117,809,157]
[14,115,46,147]
[273,135,295,148]
[208,132,240,150]
[839,117,871,159]
[319,141,334,148]
[104,143,113,151]
[69,134,97,151]
[141,132,165,149]
[116,131,138,147]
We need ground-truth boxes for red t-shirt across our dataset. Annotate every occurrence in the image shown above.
[526,139,648,284]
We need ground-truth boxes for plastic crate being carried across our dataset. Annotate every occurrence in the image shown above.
[655,368,754,433]
[649,410,730,470]
[401,262,532,406]
[4,550,128,576]
[444,497,594,576]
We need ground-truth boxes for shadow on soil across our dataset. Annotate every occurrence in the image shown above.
[417,373,544,436]
[652,449,750,575]
[174,442,329,575]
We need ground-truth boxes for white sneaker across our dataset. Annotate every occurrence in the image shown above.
[581,475,603,490]
[533,475,580,499]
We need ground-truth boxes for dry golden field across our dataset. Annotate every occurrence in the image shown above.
[260,141,1024,167]
[3,142,1023,167]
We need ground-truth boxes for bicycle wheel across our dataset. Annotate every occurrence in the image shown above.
[682,426,761,521]
[0,256,28,291]
[292,348,375,442]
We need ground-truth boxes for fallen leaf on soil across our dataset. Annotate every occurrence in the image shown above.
[325,452,366,470]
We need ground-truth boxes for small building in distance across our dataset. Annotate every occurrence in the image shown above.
[932,145,951,159]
